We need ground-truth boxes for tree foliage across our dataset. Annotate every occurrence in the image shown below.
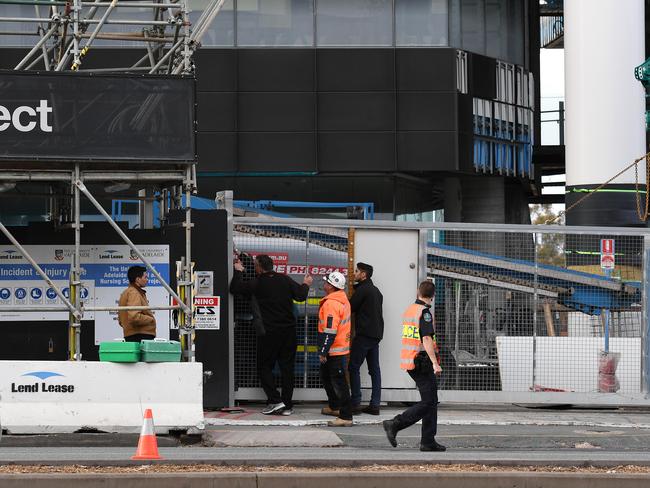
[530,204,565,267]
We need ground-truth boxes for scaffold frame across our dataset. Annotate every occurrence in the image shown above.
[2,0,227,75]
[0,162,197,362]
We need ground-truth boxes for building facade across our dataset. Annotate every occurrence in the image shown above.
[1,0,539,221]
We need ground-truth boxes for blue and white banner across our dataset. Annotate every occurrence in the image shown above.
[0,245,170,344]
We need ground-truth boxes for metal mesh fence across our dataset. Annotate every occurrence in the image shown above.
[231,220,646,398]
[232,224,348,391]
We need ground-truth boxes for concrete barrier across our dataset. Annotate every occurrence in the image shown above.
[0,471,648,488]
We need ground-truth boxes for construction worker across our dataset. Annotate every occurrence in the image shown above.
[318,271,353,427]
[383,280,446,452]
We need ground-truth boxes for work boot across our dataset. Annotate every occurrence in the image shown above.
[420,441,446,452]
[327,417,353,427]
[382,419,398,447]
[321,406,340,417]
[362,405,380,415]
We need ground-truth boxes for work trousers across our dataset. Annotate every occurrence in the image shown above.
[320,354,353,420]
[257,325,296,409]
[124,333,155,342]
[393,368,438,444]
[349,335,382,407]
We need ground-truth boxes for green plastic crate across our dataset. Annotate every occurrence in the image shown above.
[99,340,141,363]
[140,339,181,363]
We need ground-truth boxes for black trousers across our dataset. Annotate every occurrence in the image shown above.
[124,333,155,342]
[257,326,296,409]
[320,355,353,420]
[393,368,438,445]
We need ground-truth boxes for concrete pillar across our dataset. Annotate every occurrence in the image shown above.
[564,0,646,226]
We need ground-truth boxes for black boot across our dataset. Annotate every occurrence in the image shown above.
[420,441,446,452]
[382,419,398,448]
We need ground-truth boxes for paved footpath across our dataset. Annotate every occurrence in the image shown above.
[1,404,650,467]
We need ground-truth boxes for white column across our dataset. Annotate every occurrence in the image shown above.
[564,0,646,188]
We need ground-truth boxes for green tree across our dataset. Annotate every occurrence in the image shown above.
[530,204,565,267]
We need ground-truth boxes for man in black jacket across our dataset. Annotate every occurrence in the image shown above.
[349,262,384,415]
[230,254,313,415]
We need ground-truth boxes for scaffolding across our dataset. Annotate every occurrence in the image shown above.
[0,164,197,361]
[2,0,227,74]
[0,0,228,360]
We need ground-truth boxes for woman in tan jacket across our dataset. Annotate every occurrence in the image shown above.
[118,265,156,342]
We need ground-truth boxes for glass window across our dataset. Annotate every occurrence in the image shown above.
[485,0,506,60]
[460,0,485,55]
[189,0,235,47]
[395,0,448,46]
[316,0,392,47]
[506,0,524,66]
[0,6,52,47]
[237,0,313,46]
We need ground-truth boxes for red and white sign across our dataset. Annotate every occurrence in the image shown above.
[275,264,348,276]
[193,296,220,330]
[600,239,615,270]
[248,252,289,263]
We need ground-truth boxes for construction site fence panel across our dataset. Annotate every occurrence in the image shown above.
[230,218,649,405]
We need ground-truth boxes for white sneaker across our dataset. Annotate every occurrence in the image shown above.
[280,408,294,416]
[261,402,285,415]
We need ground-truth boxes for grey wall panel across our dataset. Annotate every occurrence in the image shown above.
[317,49,395,91]
[238,93,315,131]
[197,92,237,132]
[237,49,315,91]
[238,132,316,172]
[195,50,237,92]
[396,48,457,91]
[318,93,395,131]
[397,132,456,171]
[318,132,395,172]
[197,132,237,171]
[398,92,457,131]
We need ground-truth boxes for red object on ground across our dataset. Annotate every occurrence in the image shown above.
[131,409,163,460]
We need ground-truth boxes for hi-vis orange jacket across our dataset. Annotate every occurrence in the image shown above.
[400,302,438,370]
[318,289,352,356]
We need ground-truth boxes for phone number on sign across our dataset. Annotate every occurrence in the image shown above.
[275,265,347,276]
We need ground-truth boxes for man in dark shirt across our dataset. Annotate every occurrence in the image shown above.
[230,254,313,415]
[349,262,384,415]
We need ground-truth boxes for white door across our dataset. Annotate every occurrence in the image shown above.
[354,229,419,390]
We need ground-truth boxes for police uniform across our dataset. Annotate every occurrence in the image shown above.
[383,298,445,451]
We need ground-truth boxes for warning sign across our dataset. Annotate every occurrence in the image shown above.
[600,239,615,270]
[193,296,220,330]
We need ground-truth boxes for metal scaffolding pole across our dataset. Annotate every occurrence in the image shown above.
[74,180,191,316]
[71,164,82,361]
[0,222,80,319]
[14,23,58,70]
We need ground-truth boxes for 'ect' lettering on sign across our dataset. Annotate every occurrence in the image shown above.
[0,100,53,133]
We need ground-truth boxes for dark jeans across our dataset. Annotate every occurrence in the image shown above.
[349,335,381,407]
[124,334,155,342]
[393,368,438,445]
[257,326,296,409]
[320,355,353,420]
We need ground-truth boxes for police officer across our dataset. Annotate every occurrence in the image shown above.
[382,280,446,452]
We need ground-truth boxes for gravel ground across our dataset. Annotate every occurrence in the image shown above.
[1,464,650,474]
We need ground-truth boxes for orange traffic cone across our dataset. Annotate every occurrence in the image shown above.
[131,409,163,460]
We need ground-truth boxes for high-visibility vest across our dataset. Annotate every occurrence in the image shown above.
[318,290,352,356]
[400,303,427,370]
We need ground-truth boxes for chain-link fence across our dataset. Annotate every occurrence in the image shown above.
[230,218,647,402]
